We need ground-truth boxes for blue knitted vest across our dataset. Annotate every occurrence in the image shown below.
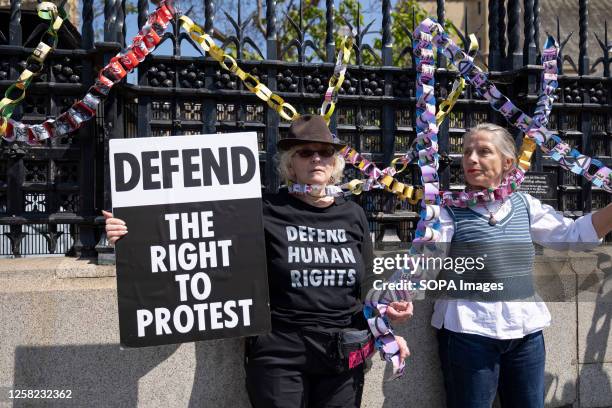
[443,192,536,301]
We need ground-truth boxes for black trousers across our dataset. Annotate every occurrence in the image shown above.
[244,328,365,408]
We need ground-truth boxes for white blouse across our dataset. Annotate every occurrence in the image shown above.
[430,193,601,339]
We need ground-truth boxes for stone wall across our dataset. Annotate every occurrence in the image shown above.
[0,248,610,407]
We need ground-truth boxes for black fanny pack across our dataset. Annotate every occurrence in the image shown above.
[301,327,375,372]
[338,329,375,369]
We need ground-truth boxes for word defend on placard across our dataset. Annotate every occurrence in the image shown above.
[110,133,270,347]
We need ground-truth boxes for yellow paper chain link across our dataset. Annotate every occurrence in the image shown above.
[180,17,527,203]
[343,132,535,202]
[435,34,478,126]
[320,34,353,124]
[343,134,535,203]
[342,176,425,204]
[371,35,476,178]
[517,136,537,171]
[341,145,426,202]
[179,15,300,121]
[436,77,465,125]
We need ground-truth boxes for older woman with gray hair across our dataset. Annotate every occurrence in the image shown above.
[241,114,408,408]
[389,123,612,408]
[105,114,409,408]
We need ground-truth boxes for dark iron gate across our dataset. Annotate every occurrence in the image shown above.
[0,0,610,259]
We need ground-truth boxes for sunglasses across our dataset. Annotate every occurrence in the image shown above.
[294,147,336,158]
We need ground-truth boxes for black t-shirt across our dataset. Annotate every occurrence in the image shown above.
[262,189,374,330]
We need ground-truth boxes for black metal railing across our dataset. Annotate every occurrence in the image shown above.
[0,0,610,258]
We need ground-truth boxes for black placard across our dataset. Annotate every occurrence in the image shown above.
[110,133,270,347]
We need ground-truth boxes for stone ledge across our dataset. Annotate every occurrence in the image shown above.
[0,257,116,279]
[0,257,116,294]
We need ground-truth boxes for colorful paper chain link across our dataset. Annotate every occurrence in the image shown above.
[533,36,559,128]
[0,2,67,125]
[295,137,525,209]
[332,27,607,207]
[0,1,175,144]
[286,181,345,196]
[290,36,492,206]
[419,18,611,193]
[336,31,533,208]
[288,35,477,200]
[365,23,443,379]
[363,296,406,381]
[412,27,442,241]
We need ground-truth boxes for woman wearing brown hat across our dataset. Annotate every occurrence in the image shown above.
[105,114,409,407]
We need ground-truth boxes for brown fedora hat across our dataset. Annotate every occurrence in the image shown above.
[277,114,346,151]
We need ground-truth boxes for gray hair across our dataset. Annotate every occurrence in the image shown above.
[463,123,517,173]
[275,145,346,185]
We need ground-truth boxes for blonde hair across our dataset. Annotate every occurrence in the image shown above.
[463,123,517,176]
[276,145,345,185]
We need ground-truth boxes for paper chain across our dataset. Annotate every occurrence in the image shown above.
[365,21,441,379]
[1,8,607,196]
[0,1,174,144]
[180,15,302,121]
[320,29,353,124]
[421,18,611,193]
[292,26,609,205]
[0,2,67,125]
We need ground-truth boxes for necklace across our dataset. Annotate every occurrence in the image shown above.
[483,200,503,226]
